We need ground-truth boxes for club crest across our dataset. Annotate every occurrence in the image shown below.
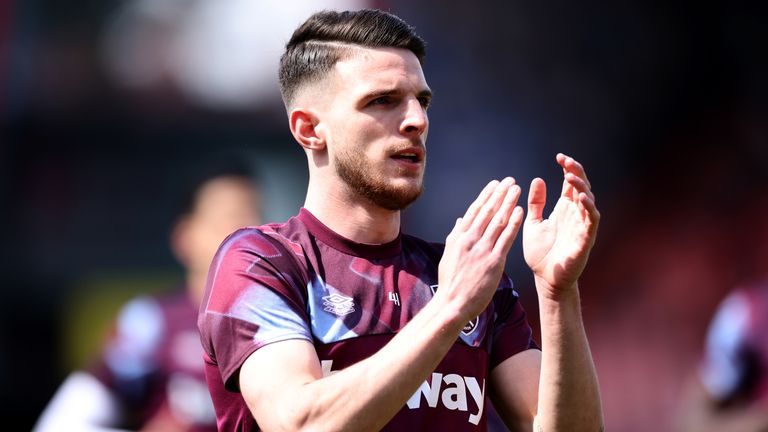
[429,284,479,336]
[462,317,479,336]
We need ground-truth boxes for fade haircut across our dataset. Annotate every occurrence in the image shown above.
[278,9,426,108]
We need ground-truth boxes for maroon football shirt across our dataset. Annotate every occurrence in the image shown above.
[198,208,537,431]
[93,290,217,431]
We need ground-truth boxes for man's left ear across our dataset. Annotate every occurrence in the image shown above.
[289,109,326,151]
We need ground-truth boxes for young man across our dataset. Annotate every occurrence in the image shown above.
[199,9,603,431]
[35,163,262,432]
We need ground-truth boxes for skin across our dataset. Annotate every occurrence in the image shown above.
[171,176,262,304]
[239,46,603,431]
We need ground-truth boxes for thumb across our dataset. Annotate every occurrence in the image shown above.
[527,178,546,223]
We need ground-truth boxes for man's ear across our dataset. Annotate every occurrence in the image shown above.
[289,108,326,151]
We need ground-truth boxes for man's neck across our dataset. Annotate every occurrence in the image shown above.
[304,186,401,244]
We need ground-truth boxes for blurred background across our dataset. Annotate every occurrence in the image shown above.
[2,0,767,430]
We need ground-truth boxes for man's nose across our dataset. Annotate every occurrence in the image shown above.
[400,98,428,136]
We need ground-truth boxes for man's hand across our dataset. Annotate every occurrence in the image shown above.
[523,153,600,299]
[438,177,524,320]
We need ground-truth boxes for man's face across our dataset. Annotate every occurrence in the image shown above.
[182,176,261,274]
[318,46,431,210]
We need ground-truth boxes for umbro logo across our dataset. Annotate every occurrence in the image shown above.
[322,293,355,316]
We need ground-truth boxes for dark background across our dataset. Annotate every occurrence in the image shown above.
[3,1,767,430]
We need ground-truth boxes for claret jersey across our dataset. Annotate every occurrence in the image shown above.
[198,208,537,431]
[93,291,217,430]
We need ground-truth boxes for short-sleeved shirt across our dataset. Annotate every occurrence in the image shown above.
[92,290,217,431]
[699,282,768,406]
[198,208,537,431]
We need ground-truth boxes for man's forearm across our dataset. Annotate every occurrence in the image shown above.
[245,296,468,432]
[534,280,603,431]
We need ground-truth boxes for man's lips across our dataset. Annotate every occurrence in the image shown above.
[390,147,425,163]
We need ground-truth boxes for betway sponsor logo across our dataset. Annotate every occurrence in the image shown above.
[321,360,485,425]
[406,372,485,425]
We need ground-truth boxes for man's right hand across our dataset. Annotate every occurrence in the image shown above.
[437,177,524,322]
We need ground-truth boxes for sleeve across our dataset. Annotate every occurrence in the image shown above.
[489,274,539,370]
[699,290,752,402]
[198,228,313,391]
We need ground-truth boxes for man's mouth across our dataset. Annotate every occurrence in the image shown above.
[391,152,420,163]
[390,147,425,164]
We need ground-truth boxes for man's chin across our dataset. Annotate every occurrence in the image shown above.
[370,185,423,211]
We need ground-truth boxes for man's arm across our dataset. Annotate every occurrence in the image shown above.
[239,178,525,431]
[492,154,603,431]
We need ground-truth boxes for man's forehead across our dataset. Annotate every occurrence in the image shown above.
[335,46,422,73]
[332,46,427,90]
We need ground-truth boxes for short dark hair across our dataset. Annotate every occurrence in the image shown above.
[278,9,426,108]
[176,154,258,218]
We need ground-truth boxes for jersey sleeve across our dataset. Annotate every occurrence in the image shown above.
[199,228,312,391]
[699,290,752,402]
[489,274,538,370]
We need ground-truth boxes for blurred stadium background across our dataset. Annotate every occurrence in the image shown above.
[2,0,767,430]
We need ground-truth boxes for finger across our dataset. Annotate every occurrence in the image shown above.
[556,154,575,199]
[446,217,463,243]
[577,192,601,233]
[526,178,547,224]
[493,206,524,256]
[460,180,500,231]
[469,177,515,235]
[565,172,595,203]
[560,176,575,200]
[557,153,592,189]
[482,184,521,245]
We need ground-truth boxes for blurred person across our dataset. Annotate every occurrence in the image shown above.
[676,281,768,432]
[199,9,603,431]
[34,161,262,432]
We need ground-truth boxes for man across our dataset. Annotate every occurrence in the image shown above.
[35,162,262,431]
[676,282,768,432]
[199,9,603,431]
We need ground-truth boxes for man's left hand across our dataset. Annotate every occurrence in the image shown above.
[522,153,600,299]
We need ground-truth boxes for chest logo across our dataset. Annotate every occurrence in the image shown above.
[322,293,356,317]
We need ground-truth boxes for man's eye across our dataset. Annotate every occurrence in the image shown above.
[369,97,392,106]
[418,97,431,109]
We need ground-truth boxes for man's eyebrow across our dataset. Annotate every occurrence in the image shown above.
[418,89,433,100]
[361,88,399,100]
[361,88,433,101]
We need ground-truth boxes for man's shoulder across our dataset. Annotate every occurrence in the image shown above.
[219,216,311,258]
